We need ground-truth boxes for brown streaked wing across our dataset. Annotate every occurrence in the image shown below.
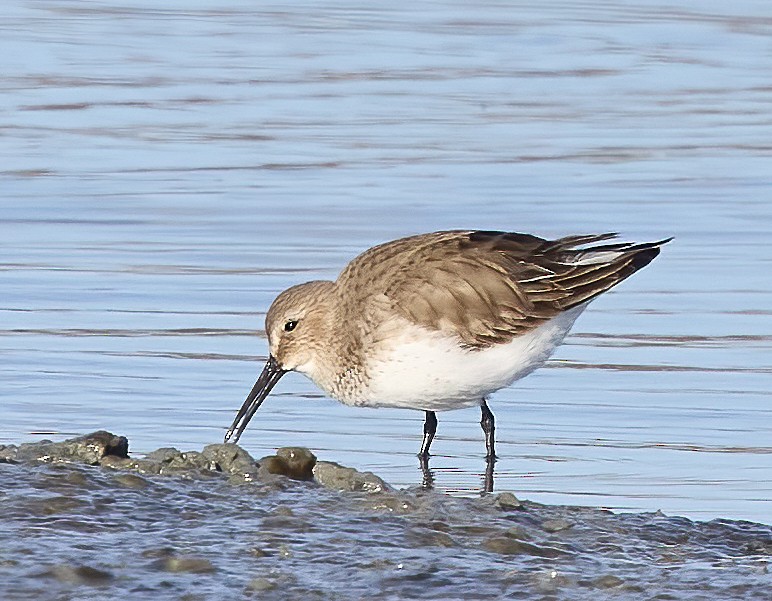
[336,230,668,349]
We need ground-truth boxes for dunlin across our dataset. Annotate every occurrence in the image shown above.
[225,230,669,474]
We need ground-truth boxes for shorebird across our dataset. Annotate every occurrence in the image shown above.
[224,230,669,474]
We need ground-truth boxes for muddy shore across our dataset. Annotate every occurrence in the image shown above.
[1,432,769,600]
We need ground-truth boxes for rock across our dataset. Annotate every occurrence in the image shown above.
[256,447,316,481]
[141,547,176,559]
[408,527,457,548]
[532,569,573,593]
[44,563,115,585]
[0,444,18,463]
[276,447,316,478]
[483,536,568,558]
[134,459,163,475]
[202,443,260,481]
[495,492,522,509]
[113,473,150,489]
[542,518,573,533]
[592,574,625,589]
[166,451,211,471]
[25,495,87,517]
[14,431,128,465]
[366,493,418,513]
[262,507,311,533]
[145,447,183,463]
[129,447,217,478]
[312,461,391,493]
[246,577,277,593]
[153,555,216,573]
[100,456,137,470]
[64,470,88,486]
[503,526,532,540]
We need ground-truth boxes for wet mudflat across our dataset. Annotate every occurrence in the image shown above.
[0,433,769,600]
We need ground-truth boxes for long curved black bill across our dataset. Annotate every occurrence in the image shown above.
[224,355,286,444]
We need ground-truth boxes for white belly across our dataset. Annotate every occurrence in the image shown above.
[353,304,587,411]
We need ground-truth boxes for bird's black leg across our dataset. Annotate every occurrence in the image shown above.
[480,401,496,460]
[419,410,437,458]
[481,401,496,493]
[418,411,437,489]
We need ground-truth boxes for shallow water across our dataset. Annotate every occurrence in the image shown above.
[1,0,771,542]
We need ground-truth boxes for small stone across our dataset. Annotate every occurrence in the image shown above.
[257,448,316,481]
[367,493,417,513]
[593,574,624,589]
[167,450,211,471]
[312,461,391,493]
[145,448,182,463]
[409,527,456,548]
[532,569,573,592]
[542,518,573,533]
[246,578,277,593]
[64,471,88,486]
[0,445,18,462]
[100,456,136,470]
[45,564,114,585]
[155,556,216,573]
[113,473,149,489]
[483,536,567,558]
[15,431,128,465]
[134,459,163,475]
[261,509,310,532]
[141,547,176,559]
[258,455,292,477]
[28,495,87,516]
[504,526,532,540]
[495,492,521,509]
[202,443,259,479]
[276,447,316,479]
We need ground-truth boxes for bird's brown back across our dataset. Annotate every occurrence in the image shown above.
[336,230,669,349]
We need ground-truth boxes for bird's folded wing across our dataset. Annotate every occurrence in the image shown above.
[337,230,665,349]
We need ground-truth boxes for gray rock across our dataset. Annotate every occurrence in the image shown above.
[166,450,211,471]
[113,473,150,489]
[246,577,277,593]
[202,443,260,481]
[134,459,163,475]
[14,431,128,465]
[152,555,216,573]
[592,574,625,589]
[0,444,18,463]
[503,525,532,540]
[366,493,418,513]
[542,518,573,533]
[312,460,391,493]
[483,536,568,557]
[43,563,114,586]
[495,492,522,509]
[144,447,183,463]
[100,455,137,470]
[408,527,457,548]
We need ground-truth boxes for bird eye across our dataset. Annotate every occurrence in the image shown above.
[283,320,298,332]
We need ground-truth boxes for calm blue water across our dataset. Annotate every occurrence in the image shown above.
[1,0,771,523]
